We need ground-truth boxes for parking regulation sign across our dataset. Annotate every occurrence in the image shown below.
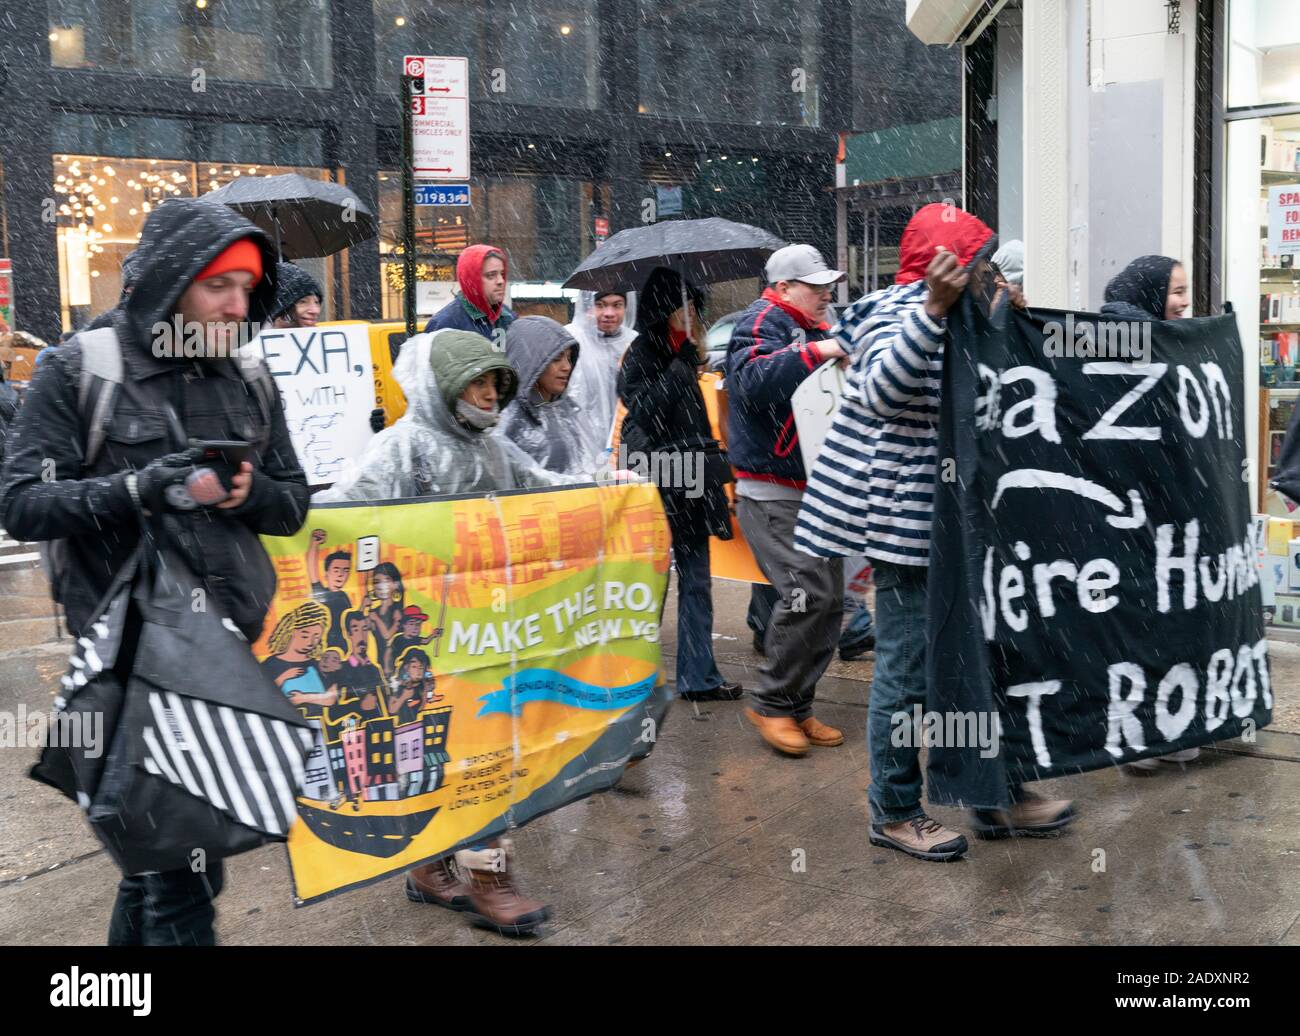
[406,54,470,180]
[414,184,470,207]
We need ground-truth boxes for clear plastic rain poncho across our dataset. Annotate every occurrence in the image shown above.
[497,315,602,478]
[317,329,571,502]
[564,290,638,460]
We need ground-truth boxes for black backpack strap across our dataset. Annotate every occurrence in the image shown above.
[72,328,125,468]
[234,343,277,451]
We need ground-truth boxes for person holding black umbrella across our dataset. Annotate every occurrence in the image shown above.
[269,261,324,329]
[618,268,741,702]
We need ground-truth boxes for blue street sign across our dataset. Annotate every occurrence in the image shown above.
[413,183,471,206]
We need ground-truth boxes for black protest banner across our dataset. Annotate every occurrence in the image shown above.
[926,287,1271,809]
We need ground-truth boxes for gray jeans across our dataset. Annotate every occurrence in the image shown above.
[737,496,844,720]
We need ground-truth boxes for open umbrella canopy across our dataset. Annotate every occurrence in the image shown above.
[563,217,786,292]
[204,173,376,260]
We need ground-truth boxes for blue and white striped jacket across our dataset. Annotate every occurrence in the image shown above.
[793,280,946,566]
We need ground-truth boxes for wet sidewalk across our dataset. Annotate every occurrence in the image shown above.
[1,573,1299,945]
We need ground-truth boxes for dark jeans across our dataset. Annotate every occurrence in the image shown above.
[673,535,723,693]
[747,583,779,637]
[108,862,226,946]
[867,560,1022,826]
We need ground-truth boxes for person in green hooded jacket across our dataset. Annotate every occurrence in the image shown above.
[319,328,565,937]
[320,328,568,502]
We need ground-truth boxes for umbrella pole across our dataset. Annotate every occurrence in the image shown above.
[273,206,283,262]
[681,279,691,342]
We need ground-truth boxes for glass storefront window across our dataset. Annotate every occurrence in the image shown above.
[373,0,599,108]
[1225,4,1300,514]
[48,0,332,88]
[637,0,819,127]
[376,171,606,321]
[52,114,343,332]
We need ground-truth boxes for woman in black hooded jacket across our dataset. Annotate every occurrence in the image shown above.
[618,268,741,702]
[1100,254,1189,321]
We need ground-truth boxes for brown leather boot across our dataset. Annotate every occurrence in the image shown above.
[745,708,809,756]
[405,857,471,911]
[799,716,845,747]
[455,841,552,936]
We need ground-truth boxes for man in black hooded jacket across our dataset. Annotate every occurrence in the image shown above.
[0,197,310,945]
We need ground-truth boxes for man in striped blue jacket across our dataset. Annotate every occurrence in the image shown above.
[794,204,1075,861]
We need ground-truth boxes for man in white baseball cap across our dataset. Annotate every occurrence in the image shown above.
[724,243,850,756]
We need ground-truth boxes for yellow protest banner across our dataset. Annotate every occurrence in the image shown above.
[254,482,671,904]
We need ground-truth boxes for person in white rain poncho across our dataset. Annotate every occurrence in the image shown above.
[319,327,570,937]
[564,289,637,460]
[318,328,569,502]
[498,315,601,478]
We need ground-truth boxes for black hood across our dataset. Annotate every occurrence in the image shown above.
[1102,255,1178,322]
[271,261,324,322]
[120,197,278,345]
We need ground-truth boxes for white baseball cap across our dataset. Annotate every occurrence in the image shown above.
[765,244,845,286]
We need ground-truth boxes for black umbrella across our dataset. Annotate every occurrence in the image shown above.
[563,217,786,293]
[204,173,377,261]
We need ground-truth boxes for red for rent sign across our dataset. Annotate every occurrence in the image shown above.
[1269,185,1300,255]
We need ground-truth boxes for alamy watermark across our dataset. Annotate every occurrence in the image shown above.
[151,316,265,364]
[1043,314,1152,364]
[614,444,703,498]
[890,705,1001,759]
[0,705,103,758]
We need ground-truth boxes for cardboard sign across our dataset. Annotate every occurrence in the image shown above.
[792,357,847,475]
[254,323,376,487]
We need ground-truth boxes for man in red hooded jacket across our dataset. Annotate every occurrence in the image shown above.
[423,244,515,348]
[794,204,1076,861]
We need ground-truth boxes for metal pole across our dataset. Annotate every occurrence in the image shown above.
[872,211,880,292]
[401,74,418,340]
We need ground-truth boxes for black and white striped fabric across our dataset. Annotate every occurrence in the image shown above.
[141,690,314,837]
[795,280,943,566]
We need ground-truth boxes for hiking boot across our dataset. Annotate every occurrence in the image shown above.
[869,814,969,862]
[745,707,809,756]
[680,680,745,702]
[970,793,1076,840]
[455,841,551,936]
[405,857,471,911]
[798,716,845,747]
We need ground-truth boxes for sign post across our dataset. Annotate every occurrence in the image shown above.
[401,73,418,339]
[405,55,470,181]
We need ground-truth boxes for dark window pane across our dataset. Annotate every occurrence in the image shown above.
[373,0,599,108]
[52,111,191,159]
[48,0,332,87]
[637,0,819,126]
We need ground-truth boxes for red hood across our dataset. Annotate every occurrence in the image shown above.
[894,203,995,286]
[457,244,508,323]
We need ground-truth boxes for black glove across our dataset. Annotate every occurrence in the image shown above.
[134,449,233,514]
[370,407,386,433]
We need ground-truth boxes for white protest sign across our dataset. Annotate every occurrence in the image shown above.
[1268,184,1300,256]
[406,54,470,180]
[254,323,375,486]
[791,357,847,475]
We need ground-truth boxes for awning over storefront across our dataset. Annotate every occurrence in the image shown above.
[906,0,1008,45]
